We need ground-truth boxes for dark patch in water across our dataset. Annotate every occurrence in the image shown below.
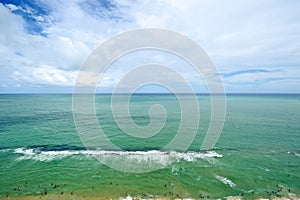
[27,145,88,152]
[0,112,73,127]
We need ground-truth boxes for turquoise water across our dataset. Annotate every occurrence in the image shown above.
[0,94,299,199]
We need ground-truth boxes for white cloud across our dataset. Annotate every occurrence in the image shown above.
[0,0,300,92]
[11,66,76,86]
[5,4,19,12]
[11,66,113,88]
[0,4,92,71]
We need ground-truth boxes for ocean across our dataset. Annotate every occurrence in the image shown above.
[0,94,299,199]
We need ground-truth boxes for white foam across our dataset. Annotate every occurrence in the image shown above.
[13,147,222,163]
[173,151,222,162]
[215,175,236,188]
[120,196,193,200]
[124,195,132,200]
[171,166,180,175]
[287,151,300,157]
[14,148,35,155]
[0,148,11,152]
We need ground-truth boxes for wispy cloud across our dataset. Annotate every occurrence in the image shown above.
[3,1,53,36]
[222,67,300,91]
[222,69,281,78]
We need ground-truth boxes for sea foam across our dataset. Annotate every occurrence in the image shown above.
[11,147,223,163]
[215,175,236,187]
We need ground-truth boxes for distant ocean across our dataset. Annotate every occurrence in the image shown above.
[0,94,299,199]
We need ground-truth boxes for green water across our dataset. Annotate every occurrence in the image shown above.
[0,94,299,199]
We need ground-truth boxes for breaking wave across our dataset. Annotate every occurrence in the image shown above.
[215,175,236,187]
[1,145,223,163]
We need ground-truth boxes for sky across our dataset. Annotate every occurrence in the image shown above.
[0,0,300,93]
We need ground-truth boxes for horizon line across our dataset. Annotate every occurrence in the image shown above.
[0,92,299,95]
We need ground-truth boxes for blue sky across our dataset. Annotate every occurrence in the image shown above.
[0,0,299,93]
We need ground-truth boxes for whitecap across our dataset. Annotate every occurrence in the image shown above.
[287,151,300,157]
[172,151,223,162]
[13,147,223,164]
[215,175,236,187]
[0,148,11,152]
[14,148,35,155]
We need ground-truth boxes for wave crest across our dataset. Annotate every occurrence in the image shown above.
[9,146,223,163]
